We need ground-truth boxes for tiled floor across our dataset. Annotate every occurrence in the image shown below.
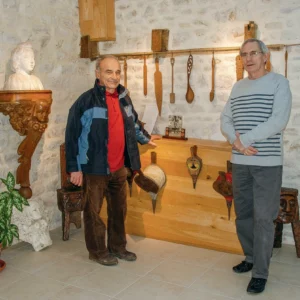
[1,227,300,300]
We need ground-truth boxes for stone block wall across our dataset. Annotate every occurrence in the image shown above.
[0,0,299,245]
[96,0,300,244]
[0,0,91,229]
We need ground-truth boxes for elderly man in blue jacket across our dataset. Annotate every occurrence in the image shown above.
[65,55,159,266]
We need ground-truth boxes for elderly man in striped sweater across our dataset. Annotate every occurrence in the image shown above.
[221,38,292,294]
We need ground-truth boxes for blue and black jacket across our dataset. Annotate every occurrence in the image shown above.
[65,80,150,175]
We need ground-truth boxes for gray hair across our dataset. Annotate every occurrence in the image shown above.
[11,42,34,72]
[95,55,119,71]
[240,38,269,55]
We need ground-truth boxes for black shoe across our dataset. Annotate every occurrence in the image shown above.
[110,250,137,261]
[89,253,118,266]
[247,277,267,294]
[232,261,253,273]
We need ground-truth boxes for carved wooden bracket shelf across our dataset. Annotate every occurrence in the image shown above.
[0,90,52,199]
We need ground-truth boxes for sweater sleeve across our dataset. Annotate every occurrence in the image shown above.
[221,90,236,145]
[240,77,292,147]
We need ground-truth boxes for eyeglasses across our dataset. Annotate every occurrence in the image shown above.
[240,51,263,58]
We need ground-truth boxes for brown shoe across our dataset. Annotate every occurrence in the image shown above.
[111,250,137,261]
[89,253,118,266]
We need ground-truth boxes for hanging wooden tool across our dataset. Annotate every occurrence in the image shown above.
[170,56,175,103]
[209,52,215,102]
[186,145,202,189]
[154,57,163,116]
[134,152,166,214]
[285,48,288,78]
[213,161,233,220]
[213,171,233,220]
[236,55,244,81]
[186,54,194,103]
[123,58,128,88]
[143,55,147,96]
[266,53,271,72]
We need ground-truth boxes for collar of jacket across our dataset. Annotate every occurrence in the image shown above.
[93,79,128,99]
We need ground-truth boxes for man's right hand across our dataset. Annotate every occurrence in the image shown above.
[233,132,258,156]
[70,171,83,186]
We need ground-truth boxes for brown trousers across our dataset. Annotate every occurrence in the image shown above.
[83,167,128,258]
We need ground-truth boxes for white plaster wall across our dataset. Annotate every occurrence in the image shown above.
[96,0,300,245]
[0,0,92,229]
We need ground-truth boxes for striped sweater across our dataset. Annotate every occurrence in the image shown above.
[221,72,292,166]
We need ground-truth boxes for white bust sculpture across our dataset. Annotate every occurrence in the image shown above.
[4,42,44,90]
[11,200,52,251]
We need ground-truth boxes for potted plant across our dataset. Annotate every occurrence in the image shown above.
[0,172,29,272]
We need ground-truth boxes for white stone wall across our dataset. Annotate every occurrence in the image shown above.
[97,0,300,244]
[0,0,299,245]
[0,0,92,230]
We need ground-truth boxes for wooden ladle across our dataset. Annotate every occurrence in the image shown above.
[186,54,194,103]
[124,58,128,88]
[170,57,175,103]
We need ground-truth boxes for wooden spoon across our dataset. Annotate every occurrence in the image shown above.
[209,52,215,102]
[285,48,288,78]
[143,55,147,96]
[124,58,128,88]
[170,57,175,103]
[186,54,194,103]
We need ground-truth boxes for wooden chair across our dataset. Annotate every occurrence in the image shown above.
[57,143,84,241]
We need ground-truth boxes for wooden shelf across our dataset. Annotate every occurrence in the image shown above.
[97,43,300,60]
[0,90,52,199]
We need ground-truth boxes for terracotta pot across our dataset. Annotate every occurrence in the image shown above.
[0,259,6,272]
[0,243,6,272]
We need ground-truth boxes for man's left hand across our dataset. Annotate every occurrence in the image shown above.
[148,135,161,147]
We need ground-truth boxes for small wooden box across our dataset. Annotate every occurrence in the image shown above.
[151,29,169,52]
[80,36,99,59]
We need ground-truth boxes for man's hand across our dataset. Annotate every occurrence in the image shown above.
[148,135,161,147]
[233,132,245,153]
[243,146,258,156]
[70,171,83,186]
[233,132,258,156]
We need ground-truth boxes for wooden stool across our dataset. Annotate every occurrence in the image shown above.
[57,143,84,241]
[57,188,84,241]
[274,187,300,258]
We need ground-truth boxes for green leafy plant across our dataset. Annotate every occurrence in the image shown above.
[0,172,29,248]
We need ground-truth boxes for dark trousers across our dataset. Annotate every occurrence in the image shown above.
[83,167,128,258]
[232,164,282,279]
